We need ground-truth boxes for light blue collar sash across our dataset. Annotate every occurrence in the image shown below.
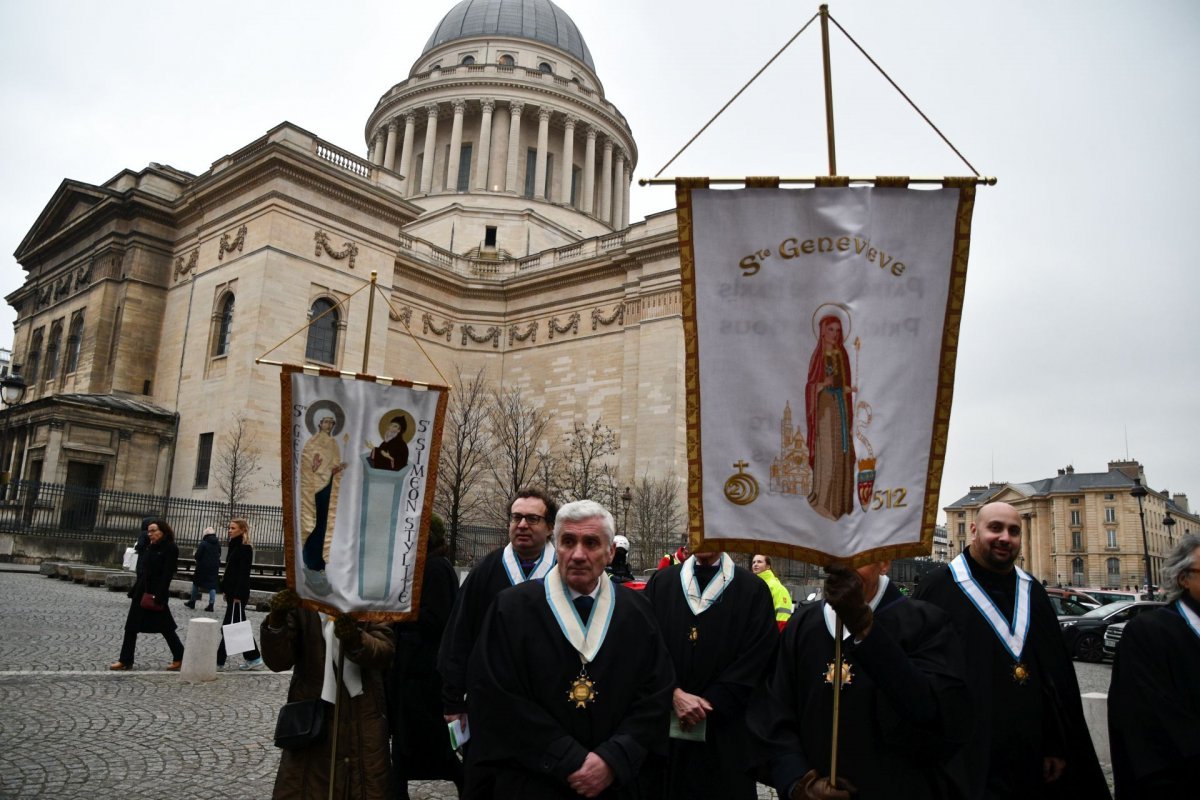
[680,553,735,616]
[1177,599,1200,641]
[545,569,615,664]
[949,553,1032,663]
[502,541,556,586]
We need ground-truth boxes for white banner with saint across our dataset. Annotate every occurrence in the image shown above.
[282,367,447,620]
[676,180,976,564]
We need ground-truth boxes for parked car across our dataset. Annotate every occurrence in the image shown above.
[1045,587,1101,616]
[1102,621,1126,659]
[1059,601,1163,662]
[1079,587,1156,604]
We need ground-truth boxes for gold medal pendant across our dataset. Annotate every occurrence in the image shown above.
[688,626,699,645]
[823,659,853,688]
[1011,661,1030,685]
[567,666,598,708]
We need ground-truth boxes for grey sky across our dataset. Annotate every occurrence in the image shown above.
[2,0,1197,522]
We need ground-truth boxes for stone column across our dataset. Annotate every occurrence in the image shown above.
[534,108,551,200]
[582,126,596,214]
[623,170,632,227]
[383,119,399,171]
[446,100,466,192]
[489,103,509,191]
[599,138,614,224]
[367,130,381,165]
[505,100,524,193]
[398,113,417,195]
[612,149,625,229]
[420,103,439,194]
[475,98,495,191]
[560,115,577,206]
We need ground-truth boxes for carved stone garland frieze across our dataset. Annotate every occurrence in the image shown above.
[462,325,500,349]
[174,250,199,278]
[390,305,413,327]
[218,225,248,260]
[422,313,454,341]
[314,230,359,269]
[508,322,537,346]
[591,304,625,330]
[548,312,580,339]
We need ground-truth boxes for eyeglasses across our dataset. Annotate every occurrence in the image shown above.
[509,513,545,526]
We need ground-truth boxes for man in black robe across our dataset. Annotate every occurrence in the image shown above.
[915,501,1110,799]
[642,549,776,799]
[467,499,674,799]
[748,560,969,799]
[1108,533,1200,798]
[367,416,409,471]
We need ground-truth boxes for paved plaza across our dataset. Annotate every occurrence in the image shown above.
[0,565,1114,799]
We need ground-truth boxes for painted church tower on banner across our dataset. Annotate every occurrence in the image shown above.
[4,0,685,525]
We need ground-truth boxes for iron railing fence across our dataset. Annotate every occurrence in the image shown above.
[0,480,284,556]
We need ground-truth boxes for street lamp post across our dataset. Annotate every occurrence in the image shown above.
[0,367,28,499]
[1130,478,1154,596]
[620,486,632,540]
[1164,511,1176,545]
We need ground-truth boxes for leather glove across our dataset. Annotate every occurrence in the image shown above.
[790,769,856,800]
[333,614,363,649]
[266,588,301,627]
[823,565,872,639]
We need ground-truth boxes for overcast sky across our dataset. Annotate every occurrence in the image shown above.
[2,0,1197,522]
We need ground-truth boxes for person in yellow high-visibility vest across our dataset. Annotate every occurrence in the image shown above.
[751,554,793,630]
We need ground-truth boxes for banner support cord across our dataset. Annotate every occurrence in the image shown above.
[363,271,377,374]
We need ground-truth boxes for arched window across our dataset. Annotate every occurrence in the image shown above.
[213,294,235,356]
[65,315,84,373]
[25,330,43,385]
[538,61,553,74]
[45,322,62,382]
[1106,557,1121,585]
[461,55,475,66]
[1071,557,1085,586]
[498,54,514,67]
[305,298,339,364]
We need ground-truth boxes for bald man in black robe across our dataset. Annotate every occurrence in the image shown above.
[642,551,776,799]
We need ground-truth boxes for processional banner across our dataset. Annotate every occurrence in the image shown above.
[677,180,976,564]
[281,366,448,620]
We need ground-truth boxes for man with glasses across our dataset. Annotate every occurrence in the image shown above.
[438,488,559,793]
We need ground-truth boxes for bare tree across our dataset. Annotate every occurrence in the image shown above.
[434,367,493,562]
[215,414,262,521]
[557,419,618,503]
[487,385,554,518]
[627,470,686,573]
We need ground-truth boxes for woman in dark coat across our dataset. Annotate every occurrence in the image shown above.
[185,526,221,611]
[389,516,464,799]
[217,518,262,669]
[110,518,185,670]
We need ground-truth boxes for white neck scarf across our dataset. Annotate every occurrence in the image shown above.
[321,614,362,703]
[823,574,890,639]
[679,553,736,616]
[949,553,1032,662]
[544,568,615,664]
[1177,599,1200,641]
[501,541,556,585]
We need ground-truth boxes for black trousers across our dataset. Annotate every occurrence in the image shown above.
[216,599,261,666]
[119,627,184,665]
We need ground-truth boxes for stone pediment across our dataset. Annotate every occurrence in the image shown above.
[988,485,1032,504]
[14,180,115,262]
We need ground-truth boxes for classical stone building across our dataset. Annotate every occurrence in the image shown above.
[3,0,684,511]
[943,460,1198,590]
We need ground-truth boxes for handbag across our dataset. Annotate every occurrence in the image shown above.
[274,698,328,750]
[222,600,256,655]
[139,592,164,612]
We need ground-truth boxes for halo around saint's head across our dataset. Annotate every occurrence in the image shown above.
[377,408,415,441]
[305,400,346,436]
[811,303,852,341]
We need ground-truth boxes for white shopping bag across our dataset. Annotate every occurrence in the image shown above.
[222,601,256,654]
[122,547,138,572]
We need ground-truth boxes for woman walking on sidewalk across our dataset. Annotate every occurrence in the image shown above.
[217,518,263,670]
[110,519,185,671]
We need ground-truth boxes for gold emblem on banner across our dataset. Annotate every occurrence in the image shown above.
[568,668,598,709]
[724,460,760,505]
[823,659,853,688]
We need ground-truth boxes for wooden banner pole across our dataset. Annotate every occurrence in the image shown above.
[820,4,837,176]
[362,271,378,374]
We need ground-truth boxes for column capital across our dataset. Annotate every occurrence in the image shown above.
[563,114,579,129]
[584,125,598,141]
[614,148,626,163]
[451,99,467,115]
[603,137,614,152]
[480,98,496,114]
[425,103,440,118]
[386,118,399,133]
[538,107,552,123]
[404,111,417,126]
[509,100,524,117]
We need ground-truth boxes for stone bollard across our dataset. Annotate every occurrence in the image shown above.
[1080,692,1110,765]
[180,618,220,683]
